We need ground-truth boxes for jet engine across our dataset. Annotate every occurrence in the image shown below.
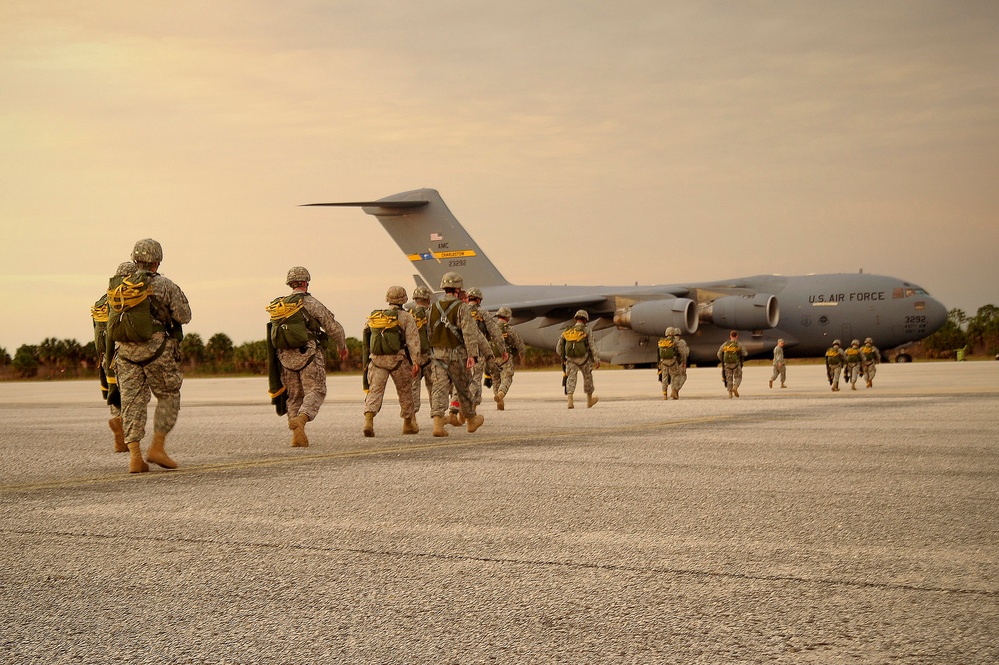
[613,298,698,336]
[699,294,779,330]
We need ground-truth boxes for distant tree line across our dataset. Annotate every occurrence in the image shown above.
[0,332,564,380]
[920,305,999,359]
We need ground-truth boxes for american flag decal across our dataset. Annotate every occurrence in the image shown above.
[430,232,443,241]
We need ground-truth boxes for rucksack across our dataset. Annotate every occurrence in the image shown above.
[107,270,157,343]
[658,337,678,361]
[861,344,877,362]
[845,347,862,364]
[429,299,463,348]
[825,347,843,364]
[721,341,741,364]
[411,305,431,353]
[562,326,589,358]
[367,308,404,355]
[266,293,315,350]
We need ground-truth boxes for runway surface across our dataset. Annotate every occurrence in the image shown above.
[2,362,997,663]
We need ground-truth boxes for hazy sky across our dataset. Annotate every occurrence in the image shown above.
[3,1,997,352]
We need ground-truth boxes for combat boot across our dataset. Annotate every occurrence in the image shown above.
[733,388,740,398]
[289,414,309,447]
[567,394,574,409]
[671,388,679,400]
[432,416,448,437]
[447,412,461,427]
[663,392,669,401]
[363,412,375,438]
[146,432,178,469]
[728,390,734,399]
[402,417,419,434]
[466,414,484,433]
[126,441,148,474]
[769,379,774,389]
[109,417,127,453]
[494,391,505,410]
[586,394,598,408]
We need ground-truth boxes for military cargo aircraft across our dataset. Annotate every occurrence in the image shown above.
[306,189,948,366]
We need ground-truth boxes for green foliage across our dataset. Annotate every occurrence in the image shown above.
[0,347,10,365]
[523,345,561,368]
[205,333,235,364]
[180,333,206,365]
[234,340,268,374]
[12,345,39,378]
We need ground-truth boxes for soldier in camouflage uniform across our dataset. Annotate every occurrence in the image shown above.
[658,327,689,400]
[92,261,135,453]
[409,286,434,417]
[428,272,483,437]
[362,286,421,437]
[556,310,600,409]
[769,338,786,389]
[275,267,348,447]
[488,306,526,410]
[844,339,864,391]
[717,330,748,398]
[860,337,882,388]
[114,240,192,473]
[466,287,508,409]
[824,339,847,392]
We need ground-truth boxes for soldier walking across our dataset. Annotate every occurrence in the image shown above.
[92,261,135,453]
[861,337,882,388]
[556,310,600,409]
[409,285,435,419]
[824,339,847,391]
[488,306,525,410]
[717,330,748,398]
[428,272,484,437]
[769,338,787,389]
[362,286,421,437]
[844,339,864,390]
[466,287,507,409]
[267,267,347,447]
[658,327,689,400]
[110,240,191,473]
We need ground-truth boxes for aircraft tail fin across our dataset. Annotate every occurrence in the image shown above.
[304,189,509,289]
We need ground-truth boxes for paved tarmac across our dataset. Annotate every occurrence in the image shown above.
[1,362,997,663]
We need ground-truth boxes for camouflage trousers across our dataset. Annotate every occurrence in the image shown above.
[659,361,686,394]
[280,351,328,422]
[564,358,595,396]
[430,348,476,418]
[722,363,743,391]
[365,354,416,418]
[846,363,862,387]
[862,362,878,383]
[770,363,786,384]
[486,356,515,396]
[828,364,844,387]
[469,355,495,406]
[116,338,183,442]
[411,357,433,413]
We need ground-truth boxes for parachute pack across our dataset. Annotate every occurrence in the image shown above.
[721,341,742,365]
[562,327,589,358]
[658,337,678,361]
[266,293,315,350]
[107,270,159,343]
[845,347,862,364]
[367,309,404,355]
[825,347,843,364]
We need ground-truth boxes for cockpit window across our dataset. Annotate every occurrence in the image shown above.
[894,287,921,299]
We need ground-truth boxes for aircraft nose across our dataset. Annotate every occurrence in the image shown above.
[925,296,949,334]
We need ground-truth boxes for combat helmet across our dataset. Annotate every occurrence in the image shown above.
[440,271,463,290]
[286,266,311,286]
[497,306,512,319]
[413,286,432,301]
[864,337,873,344]
[574,309,590,322]
[832,339,841,347]
[386,285,407,305]
[131,239,163,264]
[851,339,860,346]
[466,287,484,301]
[115,261,136,277]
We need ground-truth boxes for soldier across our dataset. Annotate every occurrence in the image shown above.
[769,338,787,389]
[466,287,508,409]
[658,327,689,400]
[556,310,600,409]
[110,240,191,473]
[428,271,484,437]
[860,337,882,388]
[824,339,847,391]
[362,286,421,437]
[268,267,347,447]
[844,339,864,390]
[91,261,135,453]
[488,306,526,410]
[717,330,748,398]
[409,285,434,418]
